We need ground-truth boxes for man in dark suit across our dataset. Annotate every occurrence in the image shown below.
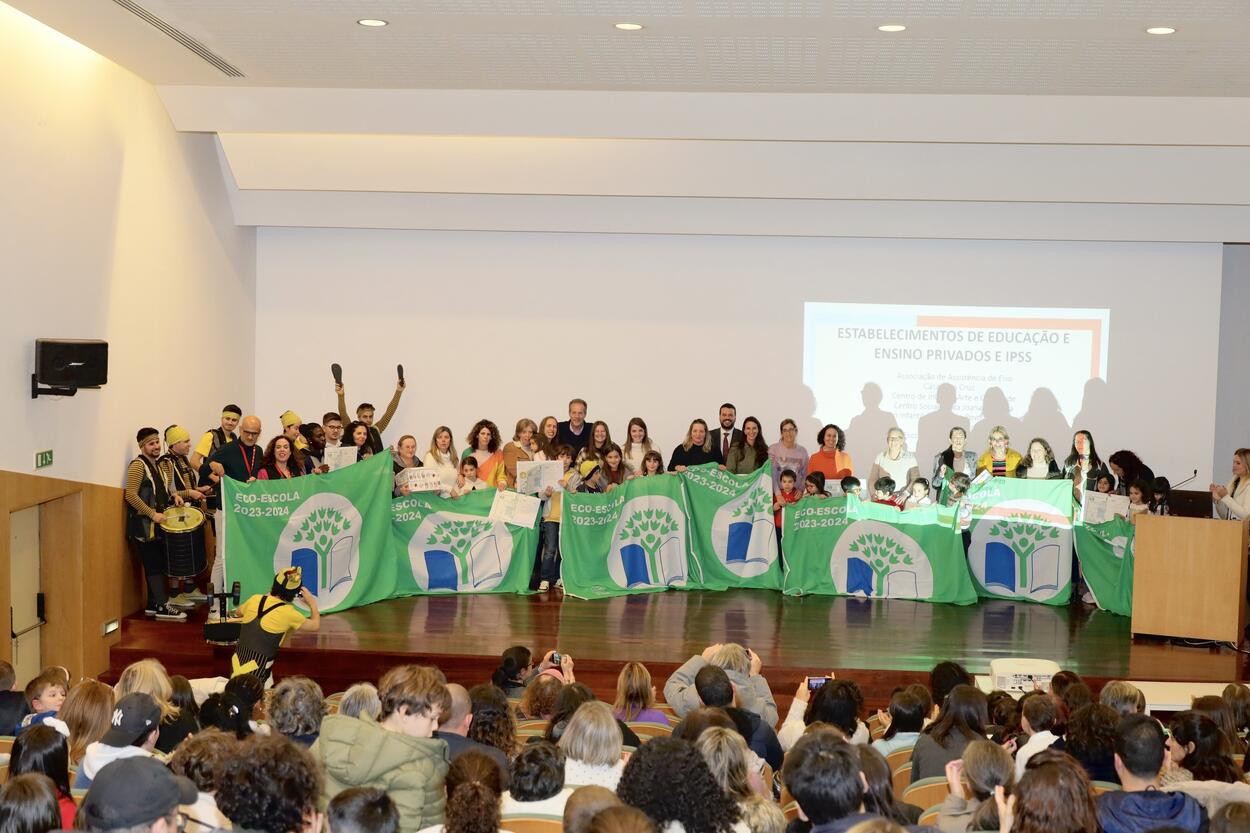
[707,403,744,462]
[433,683,510,777]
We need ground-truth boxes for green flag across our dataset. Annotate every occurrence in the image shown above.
[782,496,976,604]
[561,475,701,599]
[390,488,536,596]
[223,452,395,615]
[681,463,782,591]
[1074,516,1135,616]
[965,478,1074,605]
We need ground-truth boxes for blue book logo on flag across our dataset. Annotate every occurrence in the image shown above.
[846,557,875,595]
[618,508,682,588]
[725,487,775,566]
[984,541,1017,591]
[423,518,494,592]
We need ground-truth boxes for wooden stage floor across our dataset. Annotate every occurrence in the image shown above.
[108,590,1249,710]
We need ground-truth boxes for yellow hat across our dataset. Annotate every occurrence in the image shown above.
[165,425,190,446]
[579,459,601,478]
[276,566,302,590]
[280,410,302,428]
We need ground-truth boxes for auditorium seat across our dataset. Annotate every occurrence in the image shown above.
[781,800,800,821]
[902,776,951,813]
[1091,780,1122,795]
[885,746,914,771]
[919,807,940,826]
[502,815,563,833]
[891,761,912,795]
[627,721,673,739]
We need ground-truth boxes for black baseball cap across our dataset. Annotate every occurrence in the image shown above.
[102,691,161,747]
[82,756,196,829]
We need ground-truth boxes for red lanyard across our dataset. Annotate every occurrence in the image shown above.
[240,445,259,478]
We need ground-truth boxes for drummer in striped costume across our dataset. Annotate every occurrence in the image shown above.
[227,566,320,684]
[123,427,186,622]
[158,425,210,608]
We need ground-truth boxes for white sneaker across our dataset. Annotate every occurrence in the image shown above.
[555,578,564,589]
[1081,590,1095,605]
[538,580,550,592]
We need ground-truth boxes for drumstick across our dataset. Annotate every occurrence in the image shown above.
[331,363,343,385]
[397,364,405,383]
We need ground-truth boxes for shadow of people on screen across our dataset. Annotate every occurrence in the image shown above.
[846,382,898,471]
[1020,388,1072,452]
[1073,377,1110,442]
[792,384,824,456]
[917,383,970,469]
[970,386,1025,452]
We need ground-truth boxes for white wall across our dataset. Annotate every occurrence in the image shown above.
[256,229,1221,485]
[0,3,256,486]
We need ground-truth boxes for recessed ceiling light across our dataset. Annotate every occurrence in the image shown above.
[614,22,644,31]
[877,24,907,32]
[1145,26,1176,35]
[357,18,388,27]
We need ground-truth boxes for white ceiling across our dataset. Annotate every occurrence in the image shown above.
[10,0,1250,95]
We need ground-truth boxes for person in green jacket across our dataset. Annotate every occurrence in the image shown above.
[313,665,452,831]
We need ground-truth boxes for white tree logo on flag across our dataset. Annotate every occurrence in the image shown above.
[830,521,934,599]
[607,496,687,589]
[969,499,1071,602]
[409,512,513,593]
[274,493,362,610]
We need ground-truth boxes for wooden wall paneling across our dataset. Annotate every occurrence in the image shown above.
[0,471,140,678]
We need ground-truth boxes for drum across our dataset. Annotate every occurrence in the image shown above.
[161,505,207,579]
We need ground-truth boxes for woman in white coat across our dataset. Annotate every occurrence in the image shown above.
[1211,448,1250,520]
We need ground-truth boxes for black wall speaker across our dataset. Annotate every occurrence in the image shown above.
[32,339,108,397]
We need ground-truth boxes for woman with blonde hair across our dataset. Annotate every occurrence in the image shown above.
[669,419,721,472]
[975,426,1023,478]
[60,679,114,766]
[115,658,196,753]
[559,701,626,790]
[1211,447,1250,520]
[694,726,767,802]
[612,662,667,725]
[423,426,460,495]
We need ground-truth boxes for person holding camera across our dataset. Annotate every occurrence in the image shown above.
[663,643,777,726]
[227,566,320,684]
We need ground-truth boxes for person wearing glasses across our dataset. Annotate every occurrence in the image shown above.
[976,426,1023,478]
[200,415,264,597]
[768,418,809,492]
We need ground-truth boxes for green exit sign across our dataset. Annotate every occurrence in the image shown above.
[34,449,53,469]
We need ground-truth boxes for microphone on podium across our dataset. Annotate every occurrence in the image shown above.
[1171,469,1199,489]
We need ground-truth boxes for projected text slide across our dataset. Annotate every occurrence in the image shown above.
[803,303,1111,454]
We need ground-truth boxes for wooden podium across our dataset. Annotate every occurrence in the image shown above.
[1132,514,1249,642]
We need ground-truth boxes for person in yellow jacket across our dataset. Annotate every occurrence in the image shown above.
[975,425,1024,478]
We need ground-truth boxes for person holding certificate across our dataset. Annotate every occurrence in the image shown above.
[503,419,537,488]
[392,435,423,497]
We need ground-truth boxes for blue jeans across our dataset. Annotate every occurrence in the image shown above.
[540,521,561,582]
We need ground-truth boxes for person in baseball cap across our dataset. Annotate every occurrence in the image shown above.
[75,692,163,789]
[81,756,196,833]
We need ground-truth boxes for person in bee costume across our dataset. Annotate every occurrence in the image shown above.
[228,566,320,684]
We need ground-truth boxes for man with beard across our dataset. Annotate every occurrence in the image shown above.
[203,415,264,610]
[125,427,186,621]
[157,424,210,608]
[708,403,744,463]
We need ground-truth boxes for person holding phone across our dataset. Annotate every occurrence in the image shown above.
[227,566,320,685]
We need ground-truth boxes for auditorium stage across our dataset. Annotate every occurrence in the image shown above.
[107,590,1249,711]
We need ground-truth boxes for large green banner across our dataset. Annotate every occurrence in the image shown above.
[390,489,537,596]
[1074,516,1135,617]
[681,463,782,591]
[560,475,702,599]
[223,452,396,614]
[965,478,1074,605]
[782,496,977,604]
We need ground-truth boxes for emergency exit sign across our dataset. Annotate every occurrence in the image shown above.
[34,449,53,469]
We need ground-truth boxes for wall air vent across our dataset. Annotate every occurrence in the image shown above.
[110,0,245,78]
